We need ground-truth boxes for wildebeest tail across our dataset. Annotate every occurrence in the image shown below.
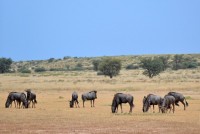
[185,98,188,107]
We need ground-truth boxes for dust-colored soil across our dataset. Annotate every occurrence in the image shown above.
[0,70,200,134]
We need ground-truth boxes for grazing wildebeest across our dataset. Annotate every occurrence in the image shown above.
[25,89,37,108]
[167,92,188,110]
[5,92,28,108]
[69,91,79,108]
[143,94,163,113]
[160,95,175,113]
[111,93,134,113]
[82,90,97,107]
[5,92,17,108]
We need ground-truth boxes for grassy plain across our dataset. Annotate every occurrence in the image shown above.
[0,69,200,134]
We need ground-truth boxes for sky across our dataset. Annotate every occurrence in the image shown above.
[0,0,200,61]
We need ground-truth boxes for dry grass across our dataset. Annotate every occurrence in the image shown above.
[0,69,200,134]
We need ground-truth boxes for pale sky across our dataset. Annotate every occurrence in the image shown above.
[0,0,200,61]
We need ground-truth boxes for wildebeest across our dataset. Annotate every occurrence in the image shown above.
[160,95,175,113]
[111,93,134,113]
[167,92,188,110]
[69,91,79,108]
[25,89,37,108]
[143,94,163,113]
[82,90,97,107]
[5,92,28,108]
[5,92,17,108]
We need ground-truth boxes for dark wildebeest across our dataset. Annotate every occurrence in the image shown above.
[167,92,188,110]
[160,95,175,113]
[111,93,134,113]
[82,90,97,107]
[25,89,37,108]
[5,92,28,108]
[69,91,79,108]
[5,92,17,108]
[143,94,163,113]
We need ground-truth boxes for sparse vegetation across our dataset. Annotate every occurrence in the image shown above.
[8,54,200,73]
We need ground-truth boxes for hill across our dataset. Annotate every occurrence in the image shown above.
[11,54,200,72]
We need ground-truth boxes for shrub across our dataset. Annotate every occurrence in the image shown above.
[126,64,139,70]
[48,58,55,63]
[18,68,31,73]
[35,67,46,72]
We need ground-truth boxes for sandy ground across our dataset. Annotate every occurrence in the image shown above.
[0,90,199,134]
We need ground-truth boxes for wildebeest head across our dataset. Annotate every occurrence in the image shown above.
[111,102,117,113]
[5,100,10,108]
[160,106,167,113]
[92,90,97,99]
[69,100,74,108]
[24,101,28,108]
[111,96,117,113]
[143,96,150,112]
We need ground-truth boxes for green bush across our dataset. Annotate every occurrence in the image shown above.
[19,68,31,73]
[125,64,139,70]
[49,68,66,71]
[35,67,46,72]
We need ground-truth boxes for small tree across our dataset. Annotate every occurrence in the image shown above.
[140,58,164,78]
[98,58,121,78]
[0,58,13,73]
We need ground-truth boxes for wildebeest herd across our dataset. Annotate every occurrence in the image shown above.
[5,89,188,114]
[5,89,37,109]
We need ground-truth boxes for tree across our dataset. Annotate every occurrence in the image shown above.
[0,58,13,73]
[98,58,121,78]
[140,57,164,78]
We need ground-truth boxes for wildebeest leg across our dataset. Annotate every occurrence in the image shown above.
[129,103,133,113]
[153,105,155,113]
[90,100,92,107]
[93,100,95,107]
[83,100,85,108]
[169,105,171,113]
[77,100,80,108]
[180,100,186,110]
[18,102,21,109]
[74,101,77,108]
[158,105,160,113]
[120,104,123,113]
[172,103,175,113]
